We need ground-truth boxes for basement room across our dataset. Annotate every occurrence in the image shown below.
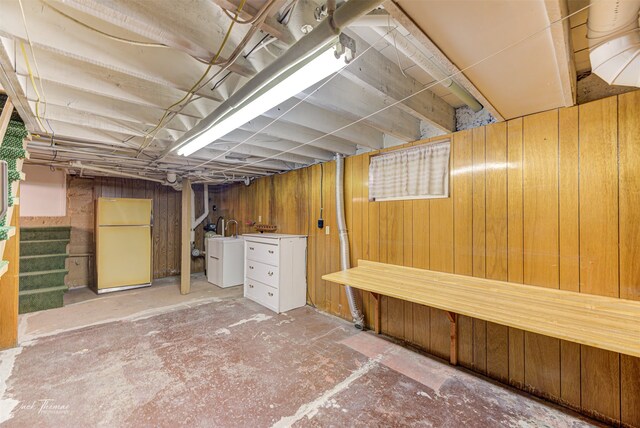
[0,0,639,426]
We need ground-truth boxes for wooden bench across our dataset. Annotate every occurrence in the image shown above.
[322,260,640,364]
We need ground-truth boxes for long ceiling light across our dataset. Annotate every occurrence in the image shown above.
[177,40,351,157]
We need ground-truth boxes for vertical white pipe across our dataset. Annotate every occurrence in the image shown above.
[190,185,210,244]
[335,153,365,329]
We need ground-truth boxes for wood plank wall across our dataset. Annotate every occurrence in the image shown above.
[211,91,640,427]
[93,177,206,277]
[23,176,205,283]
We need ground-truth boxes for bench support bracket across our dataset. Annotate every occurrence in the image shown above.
[447,311,458,365]
[371,293,381,334]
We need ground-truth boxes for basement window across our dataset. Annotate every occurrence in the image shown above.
[369,140,450,202]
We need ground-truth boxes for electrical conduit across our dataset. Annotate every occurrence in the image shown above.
[335,153,365,329]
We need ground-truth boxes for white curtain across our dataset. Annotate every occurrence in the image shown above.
[369,141,450,201]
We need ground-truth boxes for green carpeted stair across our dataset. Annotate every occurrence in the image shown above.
[18,227,70,313]
[0,118,29,295]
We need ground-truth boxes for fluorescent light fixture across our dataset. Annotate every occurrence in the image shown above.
[177,42,346,156]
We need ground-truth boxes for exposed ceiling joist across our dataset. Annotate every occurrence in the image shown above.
[200,142,316,164]
[222,129,336,161]
[239,116,358,155]
[210,0,294,44]
[30,102,176,141]
[343,32,455,132]
[14,45,223,110]
[53,0,263,70]
[0,0,253,96]
[38,119,143,149]
[188,147,292,171]
[7,0,571,184]
[263,98,384,149]
[24,83,196,133]
[301,75,422,142]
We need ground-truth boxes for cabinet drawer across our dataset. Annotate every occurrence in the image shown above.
[245,279,279,312]
[245,241,279,265]
[207,255,221,285]
[246,259,279,288]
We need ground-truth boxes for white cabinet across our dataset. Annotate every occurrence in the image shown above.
[206,237,244,288]
[243,234,307,313]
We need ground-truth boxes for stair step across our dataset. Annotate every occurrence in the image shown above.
[20,227,71,242]
[19,268,68,291]
[20,253,68,273]
[20,239,70,256]
[19,285,67,314]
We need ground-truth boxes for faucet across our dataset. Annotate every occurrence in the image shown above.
[225,219,239,238]
[215,216,224,236]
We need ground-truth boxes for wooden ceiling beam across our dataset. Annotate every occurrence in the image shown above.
[301,75,422,142]
[263,99,384,149]
[343,32,455,132]
[239,116,358,156]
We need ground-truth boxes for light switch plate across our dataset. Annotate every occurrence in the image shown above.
[325,226,330,235]
[258,215,262,222]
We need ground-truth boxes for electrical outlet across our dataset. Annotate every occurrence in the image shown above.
[325,226,330,235]
[258,215,262,222]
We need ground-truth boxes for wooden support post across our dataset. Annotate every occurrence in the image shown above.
[371,292,381,334]
[447,311,458,365]
[180,179,192,295]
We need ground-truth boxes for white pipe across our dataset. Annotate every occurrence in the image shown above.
[369,25,483,111]
[190,184,209,244]
[588,0,640,87]
[70,161,165,184]
[335,153,365,329]
[348,14,392,28]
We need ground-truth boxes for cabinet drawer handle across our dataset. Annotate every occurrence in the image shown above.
[249,247,255,250]
[268,250,274,254]
[268,292,274,297]
[248,284,254,288]
[249,266,254,270]
[268,271,273,276]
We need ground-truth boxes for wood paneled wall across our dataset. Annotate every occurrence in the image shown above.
[94,177,206,277]
[23,176,205,284]
[211,91,640,427]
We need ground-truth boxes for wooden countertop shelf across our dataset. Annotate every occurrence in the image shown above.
[323,260,640,360]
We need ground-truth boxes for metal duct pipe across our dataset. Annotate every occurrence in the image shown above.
[335,153,365,329]
[369,26,483,112]
[168,0,382,156]
[588,0,640,87]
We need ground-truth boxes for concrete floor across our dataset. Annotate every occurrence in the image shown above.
[1,274,602,427]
